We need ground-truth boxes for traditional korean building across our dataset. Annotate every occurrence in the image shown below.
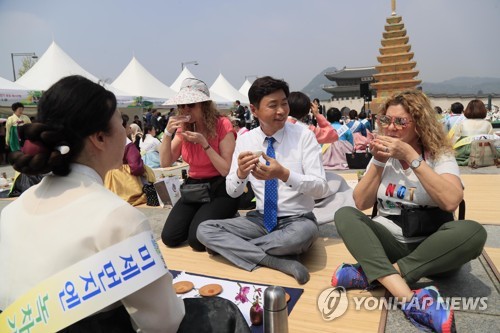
[322,67,377,100]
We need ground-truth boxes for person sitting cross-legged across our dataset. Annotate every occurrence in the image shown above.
[333,90,487,333]
[197,76,330,285]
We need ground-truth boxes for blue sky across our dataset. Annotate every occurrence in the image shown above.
[1,0,499,91]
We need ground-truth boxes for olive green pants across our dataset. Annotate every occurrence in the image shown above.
[334,206,487,284]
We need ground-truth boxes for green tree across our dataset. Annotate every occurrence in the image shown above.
[18,56,37,78]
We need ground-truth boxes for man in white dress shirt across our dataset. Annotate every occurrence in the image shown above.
[197,76,329,284]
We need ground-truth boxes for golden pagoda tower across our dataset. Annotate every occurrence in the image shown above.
[371,0,421,112]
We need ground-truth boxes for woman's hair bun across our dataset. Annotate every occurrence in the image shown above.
[10,123,71,176]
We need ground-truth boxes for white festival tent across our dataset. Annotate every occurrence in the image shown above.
[112,57,176,105]
[238,79,252,100]
[15,41,132,105]
[210,73,249,105]
[0,76,29,107]
[170,67,196,92]
[165,68,233,109]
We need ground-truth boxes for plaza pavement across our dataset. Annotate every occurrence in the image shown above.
[0,163,498,331]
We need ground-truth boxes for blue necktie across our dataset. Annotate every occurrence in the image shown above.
[263,137,278,232]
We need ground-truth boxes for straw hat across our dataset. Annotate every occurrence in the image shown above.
[166,78,211,105]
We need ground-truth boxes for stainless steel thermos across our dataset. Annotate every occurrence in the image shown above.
[263,286,289,333]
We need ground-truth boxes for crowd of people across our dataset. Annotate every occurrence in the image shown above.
[0,75,493,333]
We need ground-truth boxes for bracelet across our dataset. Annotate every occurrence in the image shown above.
[203,144,211,151]
[371,159,386,168]
[164,129,173,137]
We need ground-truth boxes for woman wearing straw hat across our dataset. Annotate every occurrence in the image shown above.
[159,78,239,251]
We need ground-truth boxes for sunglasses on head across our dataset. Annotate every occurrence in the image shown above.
[178,103,196,109]
[378,115,413,130]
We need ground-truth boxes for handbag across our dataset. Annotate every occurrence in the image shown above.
[142,183,160,206]
[345,151,372,169]
[388,207,454,237]
[468,139,500,168]
[180,183,211,204]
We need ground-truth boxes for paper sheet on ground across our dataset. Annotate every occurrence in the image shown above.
[172,271,269,327]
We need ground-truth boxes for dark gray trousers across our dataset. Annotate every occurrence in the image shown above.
[197,211,318,271]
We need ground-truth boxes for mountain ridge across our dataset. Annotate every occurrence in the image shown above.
[302,68,500,100]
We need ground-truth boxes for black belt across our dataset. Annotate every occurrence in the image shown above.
[277,215,299,221]
[277,212,315,221]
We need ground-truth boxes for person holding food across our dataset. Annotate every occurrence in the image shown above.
[159,78,239,251]
[332,90,486,333]
[197,76,329,285]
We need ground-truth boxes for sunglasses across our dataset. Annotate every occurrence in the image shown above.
[378,115,413,130]
[178,103,196,109]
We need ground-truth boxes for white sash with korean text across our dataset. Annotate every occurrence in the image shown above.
[349,120,361,133]
[336,124,349,137]
[0,231,167,333]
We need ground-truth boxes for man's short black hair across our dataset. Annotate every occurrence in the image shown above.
[326,107,341,123]
[451,102,464,114]
[248,76,289,108]
[288,91,310,120]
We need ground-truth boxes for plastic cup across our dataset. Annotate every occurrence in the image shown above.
[173,115,191,122]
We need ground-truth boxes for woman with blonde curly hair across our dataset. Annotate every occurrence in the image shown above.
[379,90,454,159]
[332,90,486,333]
[158,78,239,251]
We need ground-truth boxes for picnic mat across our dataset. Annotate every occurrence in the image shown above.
[170,270,303,332]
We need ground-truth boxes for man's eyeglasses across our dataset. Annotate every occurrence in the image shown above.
[178,103,196,109]
[378,115,413,130]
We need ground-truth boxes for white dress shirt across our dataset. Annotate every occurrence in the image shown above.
[226,122,329,216]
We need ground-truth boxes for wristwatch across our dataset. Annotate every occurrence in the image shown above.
[410,156,424,169]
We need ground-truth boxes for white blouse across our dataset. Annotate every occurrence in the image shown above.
[459,119,493,136]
